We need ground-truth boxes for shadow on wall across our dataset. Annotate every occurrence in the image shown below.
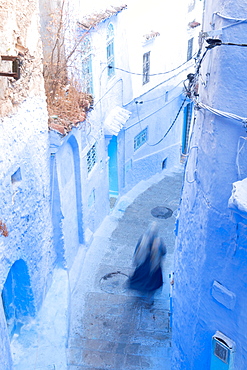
[51,134,84,269]
[1,259,35,338]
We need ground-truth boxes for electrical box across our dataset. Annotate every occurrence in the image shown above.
[210,331,235,370]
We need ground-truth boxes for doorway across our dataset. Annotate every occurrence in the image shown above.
[108,135,119,206]
[182,102,193,155]
[1,259,35,337]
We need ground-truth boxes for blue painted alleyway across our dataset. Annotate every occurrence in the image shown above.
[10,168,183,369]
[67,168,183,370]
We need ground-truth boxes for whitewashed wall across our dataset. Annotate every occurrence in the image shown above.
[173,0,247,368]
[0,1,54,367]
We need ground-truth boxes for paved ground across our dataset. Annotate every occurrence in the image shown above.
[67,169,183,370]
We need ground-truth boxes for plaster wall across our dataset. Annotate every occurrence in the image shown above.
[50,123,110,256]
[88,11,132,112]
[0,0,45,115]
[49,1,204,259]
[113,0,204,195]
[172,0,247,368]
[0,0,55,366]
[48,9,129,267]
[0,301,12,369]
[0,97,54,367]
[122,85,185,193]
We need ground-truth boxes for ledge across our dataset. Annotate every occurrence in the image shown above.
[228,177,247,218]
[211,280,236,310]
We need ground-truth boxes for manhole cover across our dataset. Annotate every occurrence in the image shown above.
[151,206,173,219]
[100,271,129,294]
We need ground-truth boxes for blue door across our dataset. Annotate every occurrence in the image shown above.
[182,102,193,155]
[108,136,118,197]
[1,259,35,337]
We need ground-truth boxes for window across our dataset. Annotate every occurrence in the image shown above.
[87,143,97,173]
[134,127,148,151]
[143,52,150,84]
[187,38,193,61]
[81,37,93,94]
[107,24,115,78]
[11,167,22,184]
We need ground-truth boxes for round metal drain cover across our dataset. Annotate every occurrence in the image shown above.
[100,271,129,294]
[151,206,173,219]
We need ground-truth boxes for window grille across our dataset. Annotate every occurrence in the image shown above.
[187,38,193,61]
[87,143,97,173]
[143,52,150,84]
[107,24,115,78]
[134,127,148,151]
[214,341,229,364]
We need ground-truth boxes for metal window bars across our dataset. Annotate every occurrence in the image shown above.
[0,55,20,80]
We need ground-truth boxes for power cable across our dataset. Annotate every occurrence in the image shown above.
[205,38,247,48]
[144,96,188,147]
[135,79,184,104]
[182,36,247,104]
[196,102,247,126]
[95,60,193,111]
[108,53,197,76]
[213,12,247,23]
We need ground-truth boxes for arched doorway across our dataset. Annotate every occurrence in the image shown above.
[1,259,35,337]
[54,135,83,268]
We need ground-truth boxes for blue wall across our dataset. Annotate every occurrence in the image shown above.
[2,259,35,337]
[172,0,247,368]
[122,84,186,193]
[0,97,55,368]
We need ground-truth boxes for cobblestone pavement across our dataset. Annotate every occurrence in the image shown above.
[67,170,183,370]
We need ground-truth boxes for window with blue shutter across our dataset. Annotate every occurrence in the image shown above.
[87,143,97,173]
[134,127,148,151]
[81,37,93,94]
[107,24,115,78]
[143,52,150,85]
[187,38,193,61]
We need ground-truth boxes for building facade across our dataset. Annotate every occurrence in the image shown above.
[0,0,204,367]
[76,0,204,204]
[173,0,247,368]
[0,0,55,368]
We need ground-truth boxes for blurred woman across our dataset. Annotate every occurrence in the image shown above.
[127,222,167,304]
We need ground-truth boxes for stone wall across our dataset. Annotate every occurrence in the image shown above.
[0,0,55,367]
[0,0,45,116]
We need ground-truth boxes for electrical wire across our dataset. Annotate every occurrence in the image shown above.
[182,36,247,105]
[213,12,247,22]
[196,102,247,126]
[210,12,247,33]
[205,38,247,47]
[145,96,188,147]
[185,146,198,184]
[94,59,193,111]
[110,53,197,76]
[236,136,247,179]
[134,79,184,104]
